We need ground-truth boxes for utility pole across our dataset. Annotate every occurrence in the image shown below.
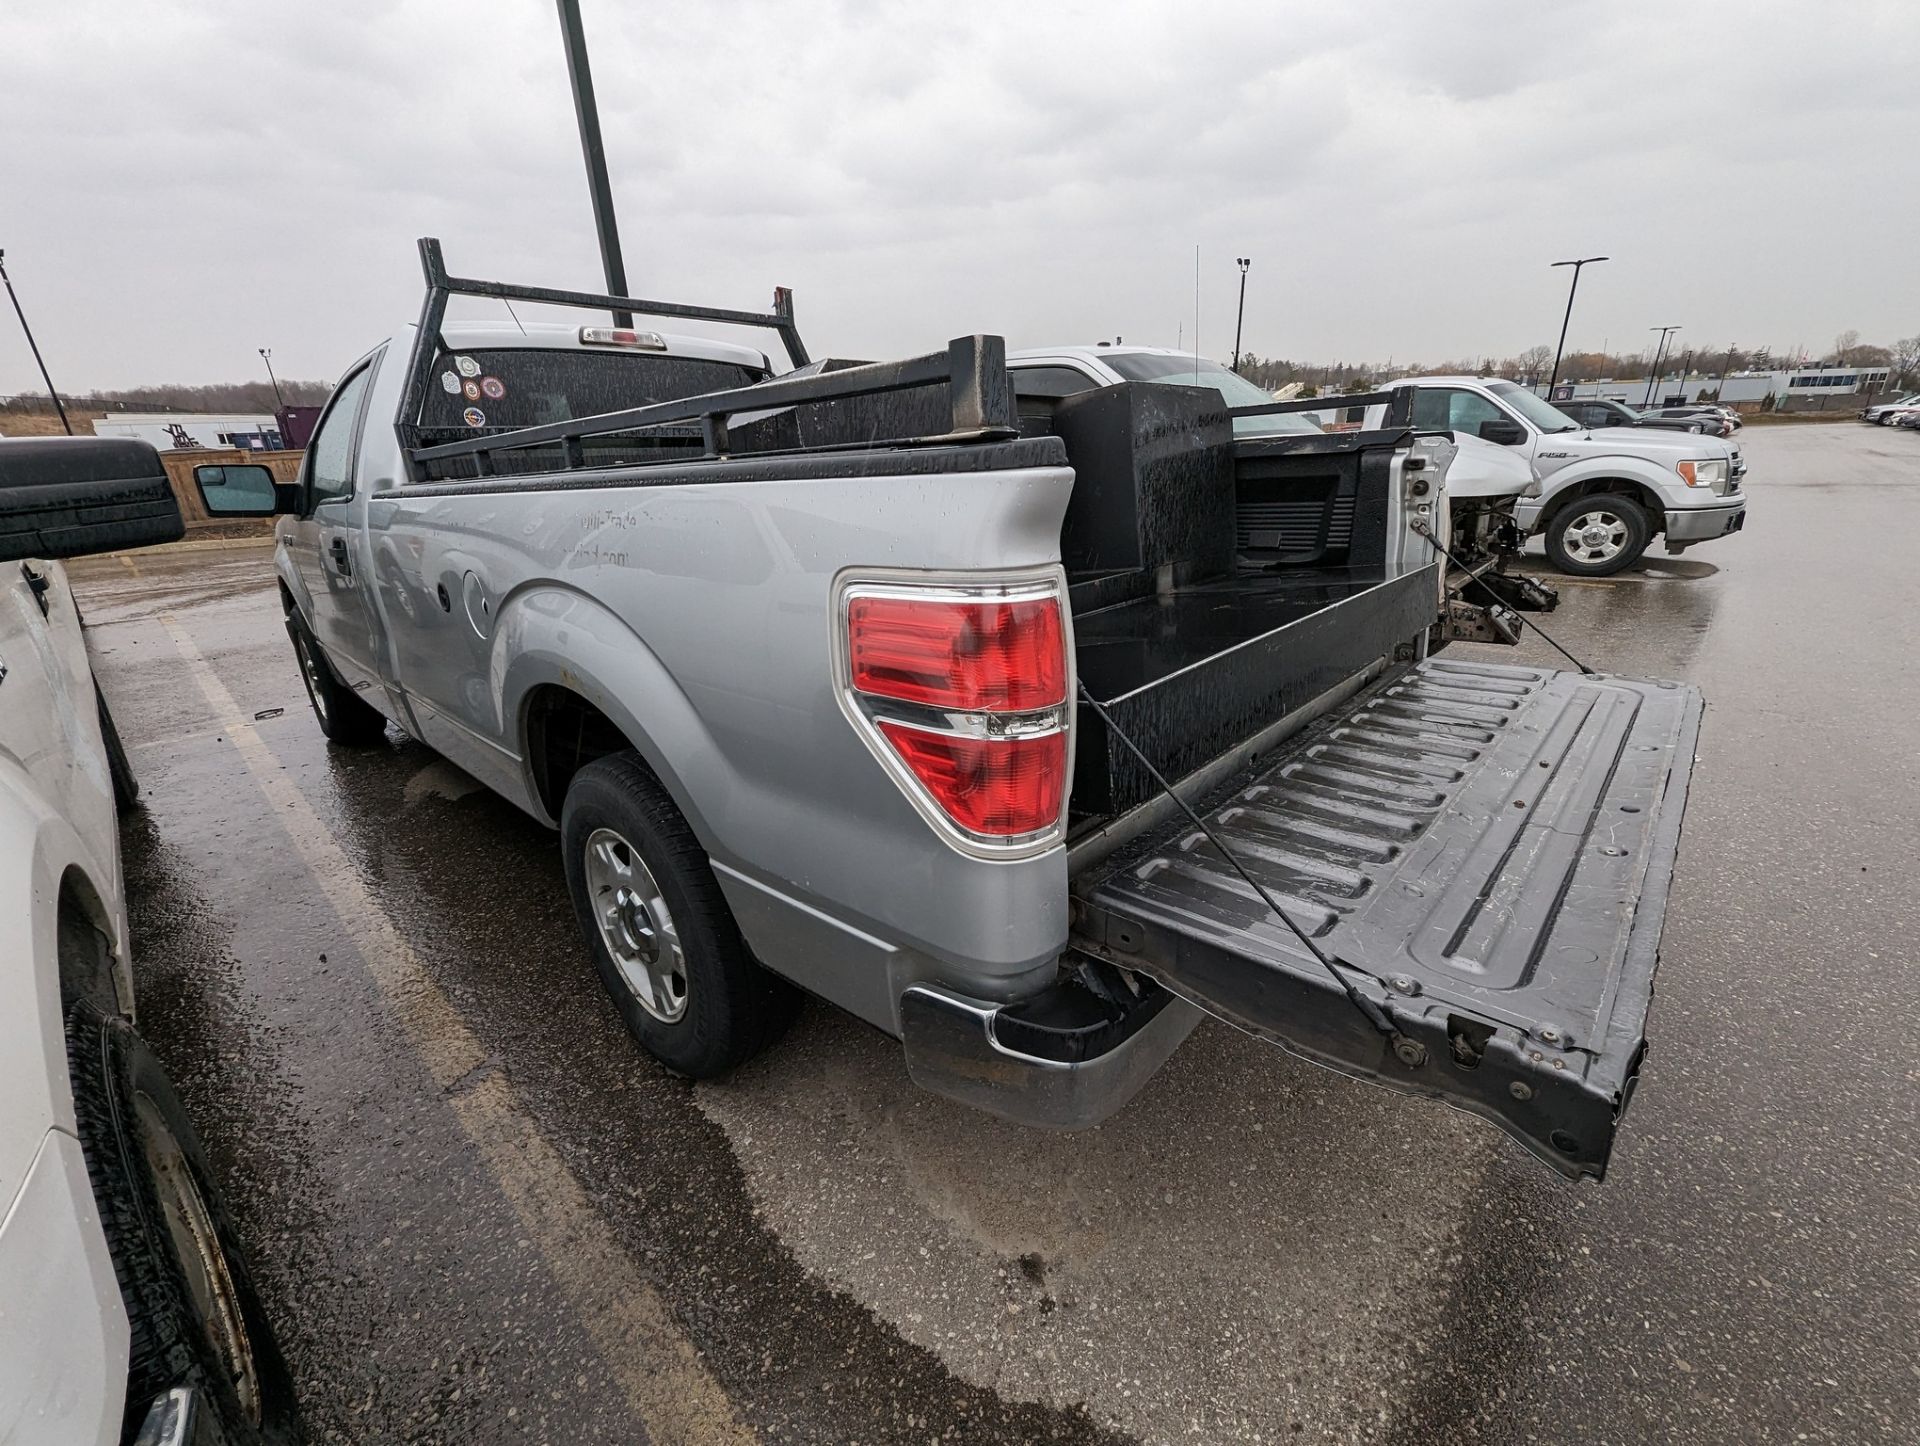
[258,347,286,408]
[0,248,72,435]
[555,0,632,326]
[1231,257,1251,373]
[1720,343,1737,400]
[1547,256,1608,396]
[1644,325,1681,406]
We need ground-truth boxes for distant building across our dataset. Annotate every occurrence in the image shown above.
[1546,364,1894,408]
[92,412,284,451]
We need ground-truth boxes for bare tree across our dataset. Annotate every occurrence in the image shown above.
[1516,344,1552,378]
[1832,329,1862,364]
[1891,335,1920,389]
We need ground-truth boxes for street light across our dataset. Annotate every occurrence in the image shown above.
[1231,257,1251,374]
[258,347,286,408]
[0,248,72,435]
[1644,325,1681,406]
[1547,256,1607,396]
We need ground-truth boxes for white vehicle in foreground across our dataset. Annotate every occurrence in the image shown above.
[0,437,301,1445]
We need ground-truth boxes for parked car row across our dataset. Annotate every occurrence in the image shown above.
[1553,397,1740,437]
[1859,392,1920,424]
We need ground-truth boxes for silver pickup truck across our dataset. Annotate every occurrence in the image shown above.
[205,241,1704,1180]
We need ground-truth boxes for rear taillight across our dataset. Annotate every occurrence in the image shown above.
[842,584,1070,848]
[875,721,1066,836]
[849,595,1065,712]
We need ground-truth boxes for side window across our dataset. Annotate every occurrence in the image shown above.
[305,365,374,505]
[1410,387,1504,433]
[1011,366,1101,403]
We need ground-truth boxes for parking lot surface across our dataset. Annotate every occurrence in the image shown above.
[71,423,1917,1444]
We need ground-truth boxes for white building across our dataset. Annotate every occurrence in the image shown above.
[91,412,284,451]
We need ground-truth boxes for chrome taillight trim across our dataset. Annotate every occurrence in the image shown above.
[831,567,1075,860]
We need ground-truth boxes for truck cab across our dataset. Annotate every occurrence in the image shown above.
[1376,376,1748,575]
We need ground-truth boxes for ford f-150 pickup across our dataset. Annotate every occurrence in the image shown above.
[206,240,1705,1180]
[1371,377,1749,575]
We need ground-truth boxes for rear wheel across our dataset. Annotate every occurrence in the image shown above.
[286,612,386,745]
[1545,493,1650,576]
[560,751,797,1078]
[65,1004,303,1442]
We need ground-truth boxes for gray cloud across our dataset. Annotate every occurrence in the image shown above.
[3,0,1915,394]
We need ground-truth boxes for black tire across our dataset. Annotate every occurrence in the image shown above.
[1544,492,1652,577]
[64,1003,303,1443]
[96,680,141,812]
[560,751,797,1078]
[285,611,386,745]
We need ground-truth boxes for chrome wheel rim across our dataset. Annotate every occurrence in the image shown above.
[134,1091,262,1424]
[1562,508,1631,565]
[584,827,687,1022]
[295,634,329,725]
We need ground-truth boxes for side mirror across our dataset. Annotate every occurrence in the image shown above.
[1478,418,1527,445]
[0,437,184,563]
[192,463,301,517]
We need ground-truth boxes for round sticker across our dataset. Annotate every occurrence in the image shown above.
[462,406,486,428]
[439,370,461,394]
[479,376,506,401]
[462,380,482,402]
[455,355,481,378]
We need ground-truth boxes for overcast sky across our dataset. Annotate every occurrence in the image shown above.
[3,0,1916,394]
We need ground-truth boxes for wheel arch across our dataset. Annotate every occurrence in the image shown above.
[58,864,132,1018]
[1540,475,1668,532]
[497,585,738,852]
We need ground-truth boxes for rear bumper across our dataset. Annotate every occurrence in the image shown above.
[899,979,1203,1129]
[1663,498,1747,547]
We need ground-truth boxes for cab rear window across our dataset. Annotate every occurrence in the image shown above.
[418,347,764,434]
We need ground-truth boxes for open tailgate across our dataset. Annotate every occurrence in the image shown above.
[1070,657,1702,1180]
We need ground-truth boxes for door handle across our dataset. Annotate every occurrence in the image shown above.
[329,537,352,576]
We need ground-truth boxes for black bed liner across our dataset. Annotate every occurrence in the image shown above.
[1070,656,1703,1180]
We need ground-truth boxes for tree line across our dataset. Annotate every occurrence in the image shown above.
[0,377,335,418]
[1238,331,1919,394]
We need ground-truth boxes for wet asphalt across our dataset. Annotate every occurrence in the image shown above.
[70,422,1918,1445]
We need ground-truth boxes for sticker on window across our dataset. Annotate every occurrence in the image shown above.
[479,376,506,401]
[462,407,487,428]
[440,371,461,394]
[455,355,482,378]
[462,380,482,402]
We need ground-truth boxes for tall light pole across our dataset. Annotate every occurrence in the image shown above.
[1231,257,1251,374]
[0,248,72,435]
[1644,325,1681,406]
[258,347,286,408]
[1547,255,1607,396]
[556,0,632,326]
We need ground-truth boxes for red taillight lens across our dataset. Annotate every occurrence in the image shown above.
[876,721,1066,836]
[849,596,1065,712]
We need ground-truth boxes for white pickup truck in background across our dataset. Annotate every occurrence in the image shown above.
[1009,346,1557,642]
[1370,376,1749,575]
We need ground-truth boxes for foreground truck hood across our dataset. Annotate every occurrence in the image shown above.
[1576,426,1736,462]
[1070,657,1700,1181]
